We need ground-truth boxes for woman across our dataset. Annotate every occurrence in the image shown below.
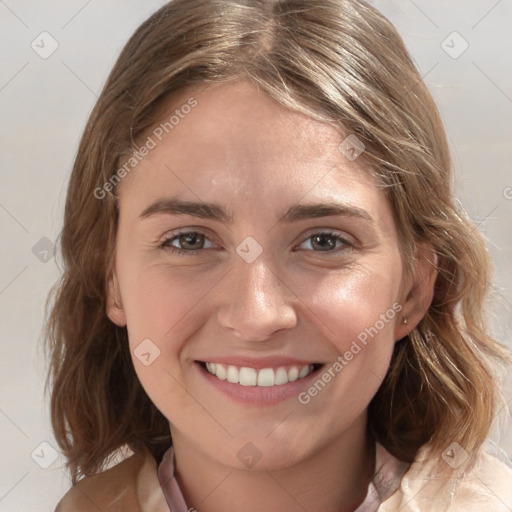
[46,0,512,510]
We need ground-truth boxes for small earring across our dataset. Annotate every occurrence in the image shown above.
[402,317,408,324]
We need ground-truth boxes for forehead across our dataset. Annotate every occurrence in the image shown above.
[117,79,390,226]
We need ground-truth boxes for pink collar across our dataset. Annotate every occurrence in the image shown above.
[157,443,410,512]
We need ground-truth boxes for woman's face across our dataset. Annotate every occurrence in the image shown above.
[109,79,421,470]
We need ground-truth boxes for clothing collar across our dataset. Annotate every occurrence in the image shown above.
[155,442,410,512]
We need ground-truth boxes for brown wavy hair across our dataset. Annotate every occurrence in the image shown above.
[45,0,510,484]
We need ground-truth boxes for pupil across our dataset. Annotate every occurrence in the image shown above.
[181,233,203,249]
[313,234,335,251]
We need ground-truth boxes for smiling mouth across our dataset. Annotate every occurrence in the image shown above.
[198,361,324,387]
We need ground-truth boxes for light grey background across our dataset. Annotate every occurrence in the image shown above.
[1,1,511,510]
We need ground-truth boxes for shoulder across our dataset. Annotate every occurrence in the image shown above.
[380,443,512,511]
[54,451,149,512]
[457,449,512,508]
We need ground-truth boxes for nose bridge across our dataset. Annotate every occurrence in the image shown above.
[240,257,281,309]
[216,253,296,341]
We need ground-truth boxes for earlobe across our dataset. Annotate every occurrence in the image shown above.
[106,271,127,327]
[395,243,438,340]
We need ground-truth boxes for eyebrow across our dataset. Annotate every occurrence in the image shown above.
[139,197,373,224]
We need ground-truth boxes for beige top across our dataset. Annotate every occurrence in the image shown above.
[55,442,512,511]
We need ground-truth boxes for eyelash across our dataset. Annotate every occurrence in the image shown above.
[159,229,354,257]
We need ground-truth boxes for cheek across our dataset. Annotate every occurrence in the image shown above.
[118,265,217,417]
[300,262,401,348]
[296,263,402,411]
[293,262,402,413]
[119,263,222,358]
[267,261,403,448]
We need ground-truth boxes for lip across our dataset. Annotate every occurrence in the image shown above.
[194,360,325,407]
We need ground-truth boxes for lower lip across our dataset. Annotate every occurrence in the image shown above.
[195,362,325,406]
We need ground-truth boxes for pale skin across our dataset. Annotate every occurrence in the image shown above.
[107,79,437,511]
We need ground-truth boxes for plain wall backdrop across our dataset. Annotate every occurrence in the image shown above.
[1,0,511,510]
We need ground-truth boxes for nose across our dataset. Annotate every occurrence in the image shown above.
[216,257,297,342]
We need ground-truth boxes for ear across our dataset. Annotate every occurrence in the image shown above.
[395,242,438,341]
[106,270,127,327]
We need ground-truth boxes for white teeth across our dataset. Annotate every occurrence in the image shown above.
[257,368,275,387]
[239,367,257,386]
[203,362,316,386]
[288,367,299,382]
[274,367,288,385]
[216,364,227,380]
[227,365,239,383]
[298,365,310,378]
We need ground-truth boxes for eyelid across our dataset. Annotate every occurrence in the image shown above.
[297,228,355,245]
[159,226,356,257]
[294,229,356,253]
[159,227,219,252]
[159,227,216,244]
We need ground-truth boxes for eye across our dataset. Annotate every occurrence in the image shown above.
[160,229,215,256]
[296,231,354,253]
[159,229,354,257]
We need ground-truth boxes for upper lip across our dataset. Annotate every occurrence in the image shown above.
[196,356,323,369]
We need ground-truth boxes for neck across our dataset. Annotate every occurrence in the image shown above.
[169,413,375,512]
